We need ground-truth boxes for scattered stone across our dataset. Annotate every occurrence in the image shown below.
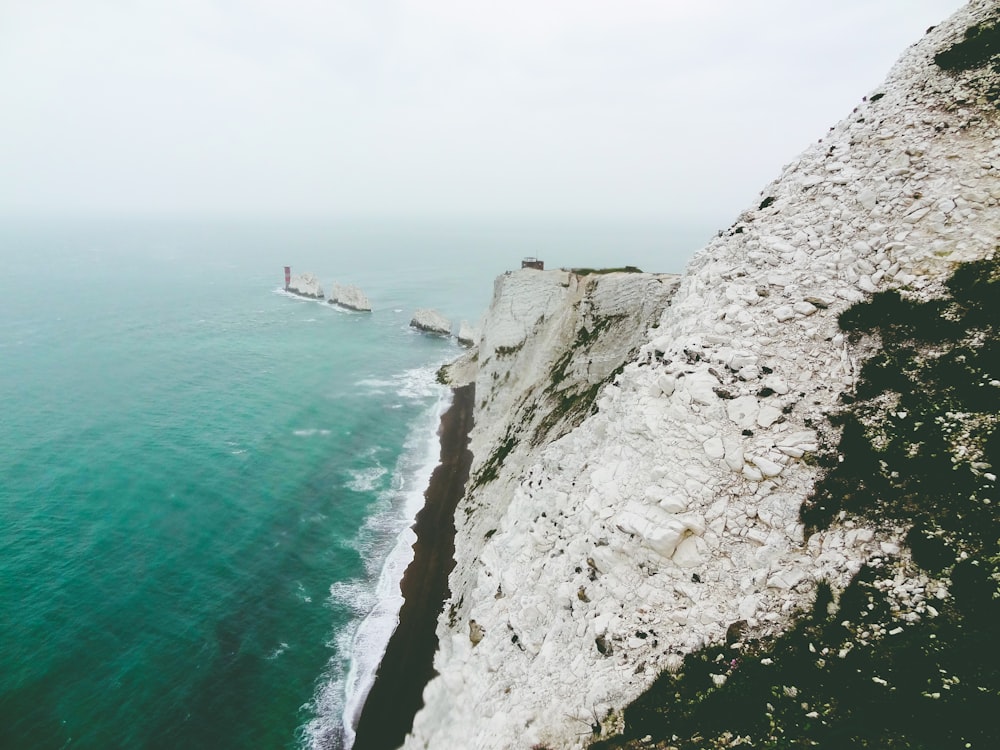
[657,374,677,396]
[750,455,784,477]
[774,305,796,322]
[703,437,726,459]
[858,275,879,293]
[762,376,791,395]
[858,188,878,210]
[727,395,760,429]
[469,619,484,645]
[804,295,834,309]
[757,405,784,428]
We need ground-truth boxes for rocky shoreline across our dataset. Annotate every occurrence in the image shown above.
[352,384,476,750]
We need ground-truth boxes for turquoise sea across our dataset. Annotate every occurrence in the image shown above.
[0,218,704,749]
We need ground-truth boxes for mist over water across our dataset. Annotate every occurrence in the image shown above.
[0,218,704,749]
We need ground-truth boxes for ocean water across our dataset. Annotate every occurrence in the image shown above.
[0,218,704,749]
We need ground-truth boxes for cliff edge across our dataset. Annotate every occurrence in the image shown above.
[405,2,999,748]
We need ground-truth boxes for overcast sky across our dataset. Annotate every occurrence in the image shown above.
[0,0,963,224]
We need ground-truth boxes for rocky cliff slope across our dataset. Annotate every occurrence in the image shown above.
[406,2,999,748]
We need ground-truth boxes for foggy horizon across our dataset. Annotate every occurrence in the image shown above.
[1,1,963,226]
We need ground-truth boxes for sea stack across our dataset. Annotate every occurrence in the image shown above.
[286,272,324,300]
[328,283,373,312]
[410,309,452,336]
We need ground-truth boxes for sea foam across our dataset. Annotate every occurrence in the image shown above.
[301,372,450,750]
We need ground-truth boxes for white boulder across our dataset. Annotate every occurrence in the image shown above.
[726,395,760,429]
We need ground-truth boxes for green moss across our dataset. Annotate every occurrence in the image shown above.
[532,379,606,447]
[546,316,622,390]
[495,341,525,357]
[472,431,517,488]
[548,349,575,390]
[594,559,1000,749]
[805,257,1000,543]
[570,266,643,276]
[935,18,1000,71]
[532,314,629,446]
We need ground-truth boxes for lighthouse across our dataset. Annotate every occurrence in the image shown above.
[284,266,291,291]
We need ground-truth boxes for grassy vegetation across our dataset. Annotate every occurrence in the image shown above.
[532,315,628,447]
[471,430,517,489]
[933,14,1000,104]
[470,309,635,490]
[802,258,1000,552]
[591,257,1000,750]
[570,267,644,276]
[533,370,620,448]
[495,342,525,357]
[549,317,626,386]
[935,17,1000,71]
[593,559,998,749]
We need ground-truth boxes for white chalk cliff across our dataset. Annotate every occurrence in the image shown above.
[406,3,1000,749]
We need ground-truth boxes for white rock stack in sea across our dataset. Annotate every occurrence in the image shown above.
[403,3,1000,749]
[456,320,480,347]
[328,283,372,312]
[410,309,452,336]
[286,272,324,300]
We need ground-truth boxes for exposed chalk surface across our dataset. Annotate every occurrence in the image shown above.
[403,3,1000,748]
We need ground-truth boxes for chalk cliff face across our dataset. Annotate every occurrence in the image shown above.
[407,3,1000,748]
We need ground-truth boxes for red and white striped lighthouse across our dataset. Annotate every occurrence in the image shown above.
[284,266,291,290]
